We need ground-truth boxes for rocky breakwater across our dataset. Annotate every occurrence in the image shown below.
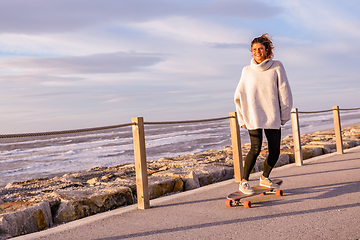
[0,125,359,239]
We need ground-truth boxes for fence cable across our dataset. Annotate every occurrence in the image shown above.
[144,116,232,125]
[298,107,360,114]
[1,107,358,138]
[340,107,360,111]
[298,109,333,114]
[0,123,134,139]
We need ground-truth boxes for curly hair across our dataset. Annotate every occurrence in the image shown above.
[251,33,274,59]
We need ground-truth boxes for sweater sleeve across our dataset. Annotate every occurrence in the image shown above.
[277,62,293,125]
[234,70,246,127]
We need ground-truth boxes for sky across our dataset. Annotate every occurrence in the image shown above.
[1,0,360,134]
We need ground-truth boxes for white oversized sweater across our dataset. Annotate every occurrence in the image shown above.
[234,58,293,130]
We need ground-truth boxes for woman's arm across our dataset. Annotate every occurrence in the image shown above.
[277,61,293,125]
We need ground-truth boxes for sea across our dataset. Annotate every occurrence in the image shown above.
[1,110,360,187]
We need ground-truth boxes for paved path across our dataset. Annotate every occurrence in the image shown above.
[15,146,360,240]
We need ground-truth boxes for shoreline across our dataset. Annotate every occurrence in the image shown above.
[1,117,359,188]
[0,124,359,239]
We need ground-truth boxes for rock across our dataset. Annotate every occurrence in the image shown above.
[254,154,289,172]
[275,154,290,167]
[343,140,359,149]
[151,167,189,178]
[152,165,234,190]
[148,176,184,199]
[0,201,35,214]
[308,141,336,150]
[173,178,184,192]
[53,186,133,224]
[302,147,324,160]
[0,202,52,239]
[280,147,295,163]
[318,145,332,154]
[87,177,100,186]
[184,171,200,191]
[192,165,234,186]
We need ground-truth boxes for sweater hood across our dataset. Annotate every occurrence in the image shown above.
[250,58,273,71]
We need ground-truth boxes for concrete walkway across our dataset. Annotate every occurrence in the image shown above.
[15,146,360,240]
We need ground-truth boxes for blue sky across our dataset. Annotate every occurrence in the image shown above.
[0,0,359,134]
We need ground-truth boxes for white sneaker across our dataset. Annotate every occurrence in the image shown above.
[239,181,255,195]
[259,177,279,189]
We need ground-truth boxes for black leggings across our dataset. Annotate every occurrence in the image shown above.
[243,129,281,181]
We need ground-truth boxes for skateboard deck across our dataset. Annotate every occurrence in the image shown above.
[225,179,283,208]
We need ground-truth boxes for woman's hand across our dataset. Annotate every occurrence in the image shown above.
[241,125,247,129]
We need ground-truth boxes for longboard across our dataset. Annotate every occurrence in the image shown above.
[225,179,283,208]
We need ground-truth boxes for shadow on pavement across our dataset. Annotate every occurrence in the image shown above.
[94,202,359,240]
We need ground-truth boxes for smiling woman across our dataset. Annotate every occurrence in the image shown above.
[251,33,274,64]
[234,33,293,195]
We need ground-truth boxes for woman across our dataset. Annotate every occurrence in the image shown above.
[234,33,293,194]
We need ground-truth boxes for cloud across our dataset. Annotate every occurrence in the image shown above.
[278,0,360,39]
[0,74,85,84]
[133,16,251,45]
[0,0,176,33]
[0,0,283,34]
[0,52,165,74]
[202,0,282,19]
[209,43,249,49]
[2,0,358,135]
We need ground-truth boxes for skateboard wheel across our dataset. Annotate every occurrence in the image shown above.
[243,201,251,208]
[225,199,233,207]
[260,192,266,196]
[276,189,283,196]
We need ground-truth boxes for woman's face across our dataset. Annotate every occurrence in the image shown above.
[252,43,267,64]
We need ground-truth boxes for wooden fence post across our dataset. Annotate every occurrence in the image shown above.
[229,112,243,182]
[332,106,344,154]
[132,117,150,209]
[291,108,303,166]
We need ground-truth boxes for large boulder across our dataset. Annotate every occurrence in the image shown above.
[302,147,324,159]
[0,202,52,239]
[148,176,184,199]
[275,154,290,167]
[254,154,289,172]
[53,186,133,224]
[152,165,234,191]
[184,171,201,191]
